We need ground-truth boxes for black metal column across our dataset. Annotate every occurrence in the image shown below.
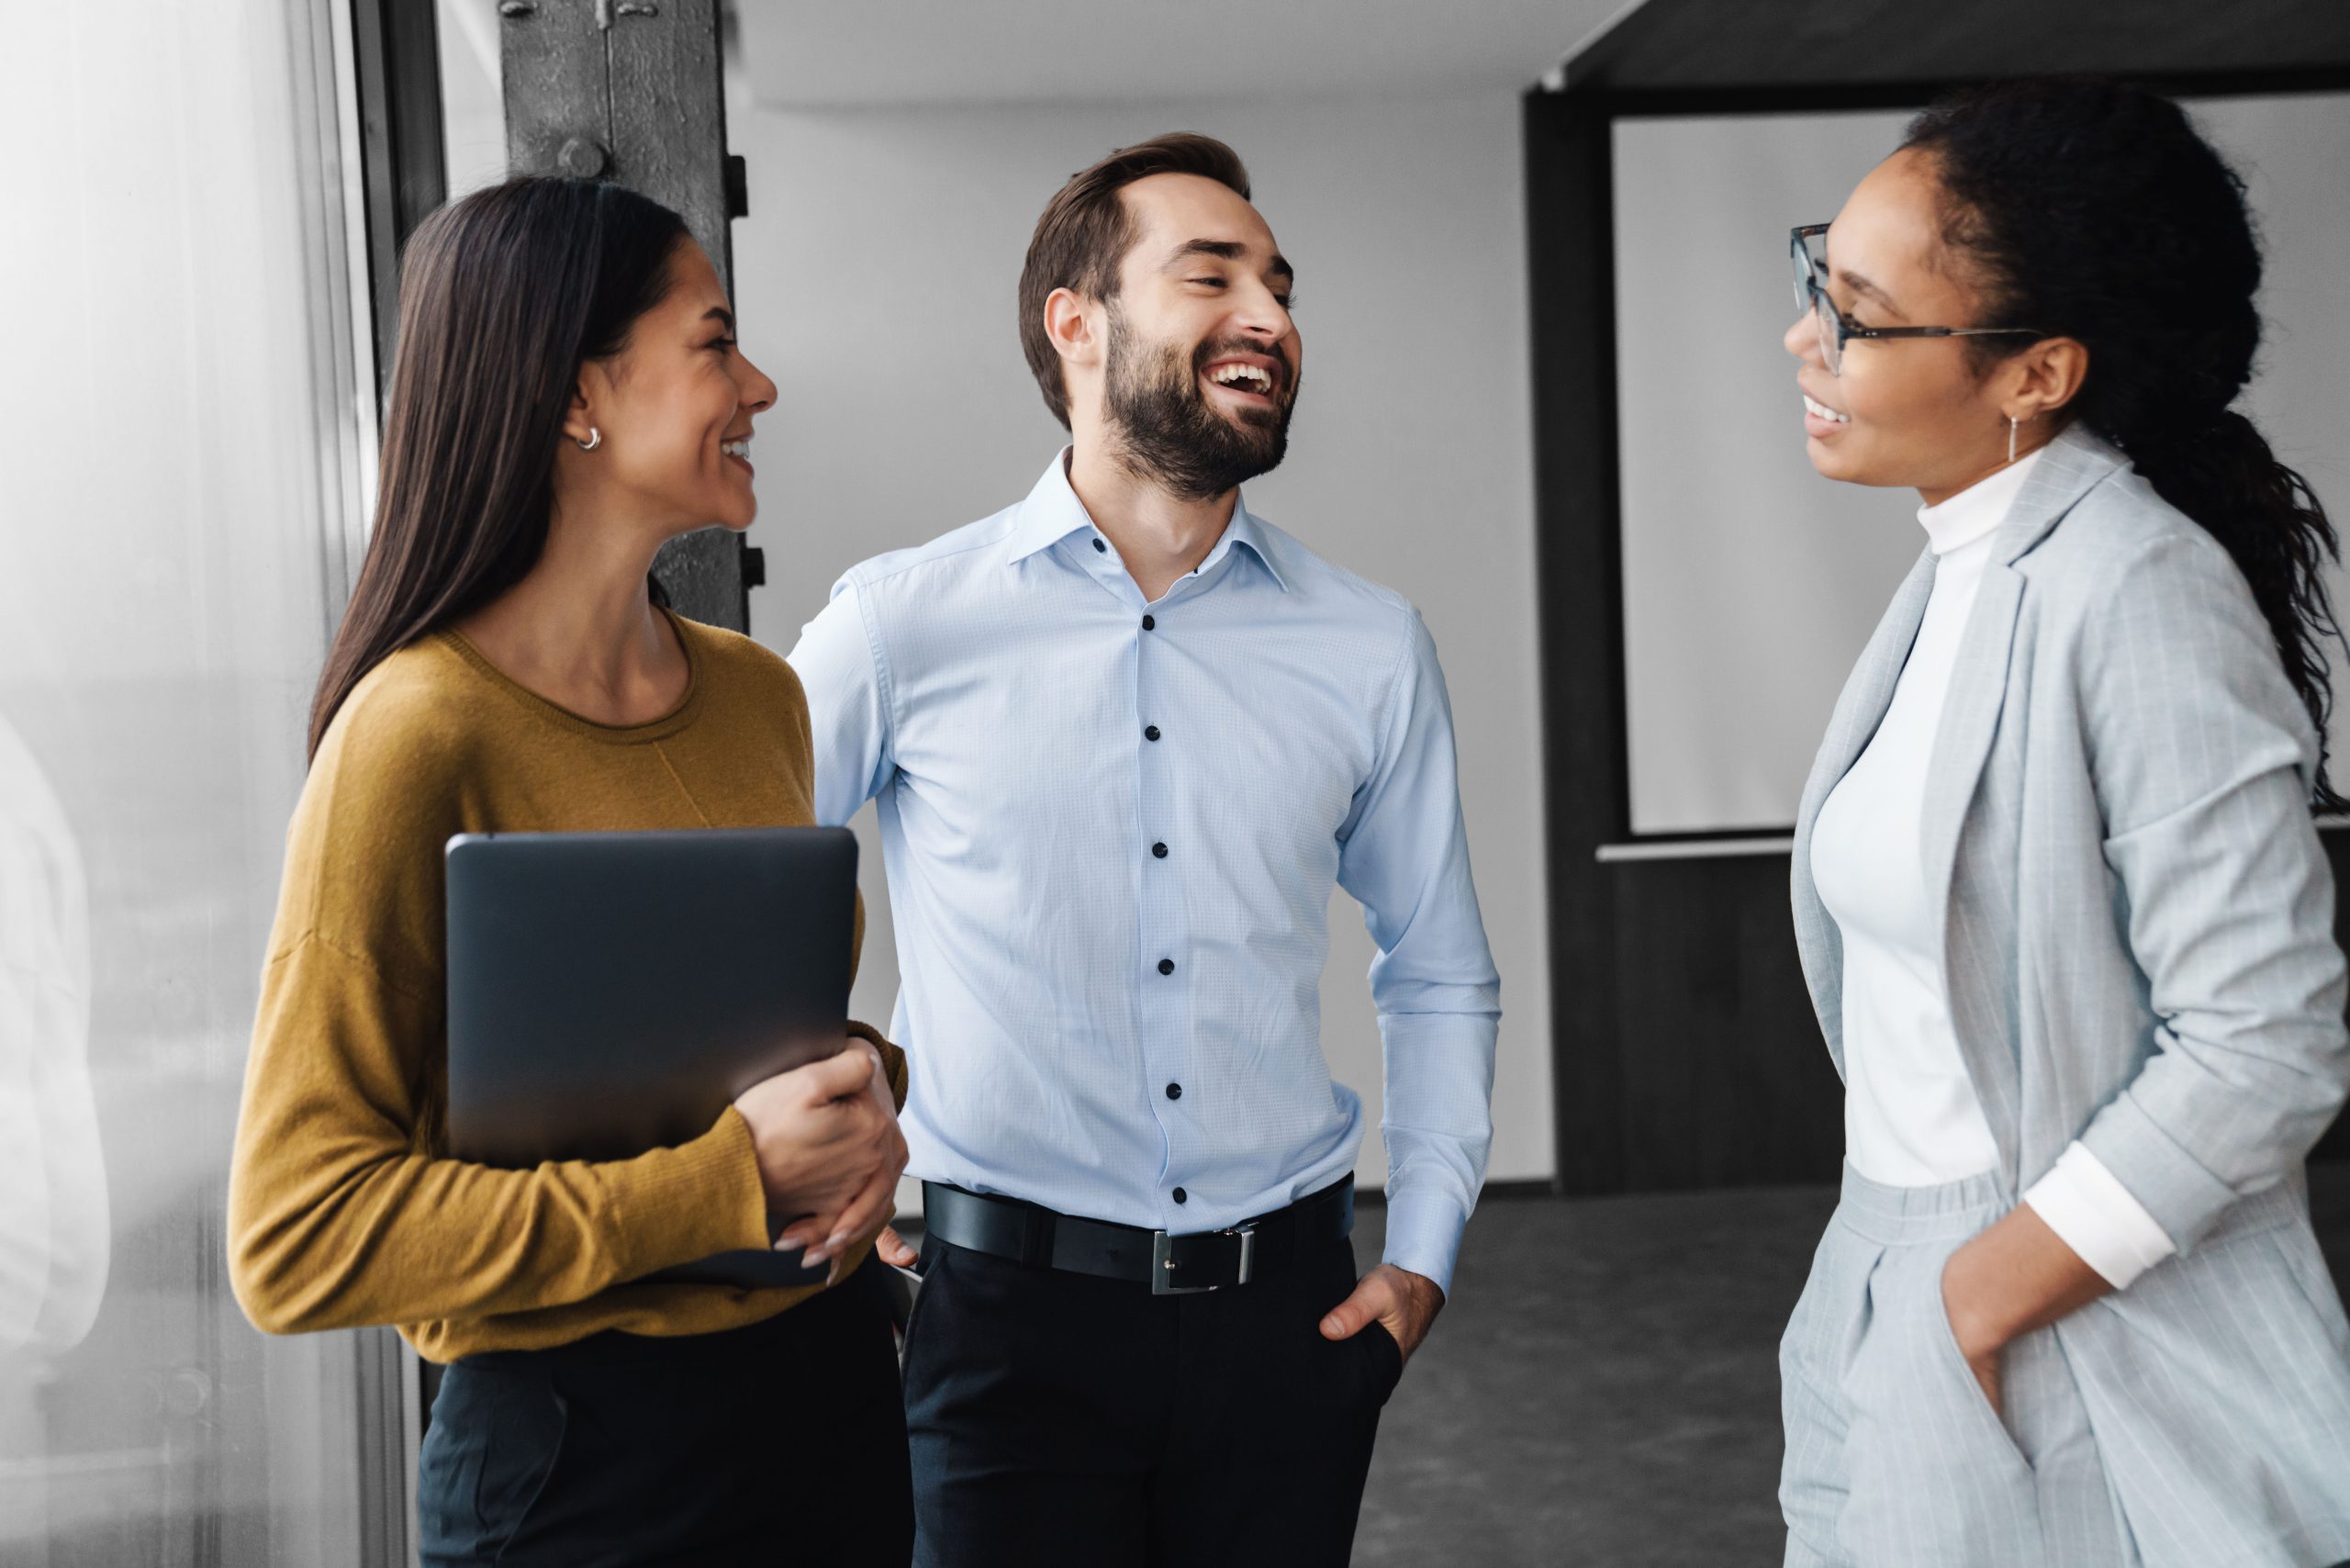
[500,0,756,632]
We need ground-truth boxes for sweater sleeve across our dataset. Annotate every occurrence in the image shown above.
[847,1019,910,1111]
[226,930,772,1336]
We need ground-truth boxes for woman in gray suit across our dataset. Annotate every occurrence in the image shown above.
[1777,78,2350,1568]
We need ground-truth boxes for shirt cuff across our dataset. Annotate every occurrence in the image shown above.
[2021,1140,2177,1291]
[1379,1186,1470,1298]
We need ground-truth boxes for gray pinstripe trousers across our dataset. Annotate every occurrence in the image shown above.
[1780,1166,2350,1568]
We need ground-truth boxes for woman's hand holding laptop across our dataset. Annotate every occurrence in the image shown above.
[735,1037,909,1284]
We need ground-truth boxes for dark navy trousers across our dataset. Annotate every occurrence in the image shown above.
[418,1258,913,1567]
[902,1229,1402,1568]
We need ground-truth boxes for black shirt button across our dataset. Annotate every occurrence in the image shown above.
[1144,725,1161,743]
[1152,842,1168,859]
[1172,1187,1189,1204]
[1142,614,1156,631]
[1092,537,1107,553]
[1166,1082,1182,1100]
[1158,958,1175,976]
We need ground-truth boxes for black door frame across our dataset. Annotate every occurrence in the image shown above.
[350,0,447,416]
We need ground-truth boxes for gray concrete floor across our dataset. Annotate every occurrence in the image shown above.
[1348,1165,2350,1566]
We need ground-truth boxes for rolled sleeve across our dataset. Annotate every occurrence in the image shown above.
[2022,1140,2177,1290]
[2074,535,2350,1251]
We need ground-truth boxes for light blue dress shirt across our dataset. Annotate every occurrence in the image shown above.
[788,454,1500,1291]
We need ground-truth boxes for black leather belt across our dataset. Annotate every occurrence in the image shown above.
[921,1177,1353,1295]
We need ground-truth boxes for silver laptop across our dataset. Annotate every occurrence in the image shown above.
[444,826,859,1288]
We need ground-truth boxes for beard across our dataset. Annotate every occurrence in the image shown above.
[1102,305,1296,502]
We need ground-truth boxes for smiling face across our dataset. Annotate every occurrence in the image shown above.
[1084,173,1303,499]
[566,241,778,535]
[1785,148,2070,501]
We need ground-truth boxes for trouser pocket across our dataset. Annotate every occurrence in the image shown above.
[1360,1320,1404,1406]
[1919,1257,2034,1473]
[1779,1215,1879,1565]
[1836,1237,2043,1568]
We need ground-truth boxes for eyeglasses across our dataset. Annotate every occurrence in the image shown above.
[1790,224,2042,376]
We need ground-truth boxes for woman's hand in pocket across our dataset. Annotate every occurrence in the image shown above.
[734,1041,909,1282]
[1942,1280,2008,1416]
[1940,1203,2113,1416]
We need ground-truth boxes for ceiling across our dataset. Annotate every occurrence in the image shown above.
[731,0,1636,109]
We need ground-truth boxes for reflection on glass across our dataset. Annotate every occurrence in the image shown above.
[0,0,377,1562]
[0,717,109,1361]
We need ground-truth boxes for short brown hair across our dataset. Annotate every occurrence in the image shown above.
[1019,133,1253,429]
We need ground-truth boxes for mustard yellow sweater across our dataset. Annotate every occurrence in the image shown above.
[227,614,905,1362]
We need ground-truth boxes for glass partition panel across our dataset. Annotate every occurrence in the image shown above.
[0,1,380,1562]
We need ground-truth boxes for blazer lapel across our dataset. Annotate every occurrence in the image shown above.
[1920,428,2130,943]
[1919,430,2129,1178]
[1790,548,1936,1070]
[1917,569,2021,938]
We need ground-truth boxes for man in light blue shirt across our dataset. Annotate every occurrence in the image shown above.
[789,132,1499,1567]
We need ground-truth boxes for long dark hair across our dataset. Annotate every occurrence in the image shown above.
[1903,78,2345,808]
[307,177,690,761]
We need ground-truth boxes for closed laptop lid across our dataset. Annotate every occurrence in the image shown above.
[443,826,858,1170]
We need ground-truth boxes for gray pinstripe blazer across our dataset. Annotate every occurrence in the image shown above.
[1790,425,2350,1554]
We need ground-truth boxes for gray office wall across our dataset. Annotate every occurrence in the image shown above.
[1615,95,2350,836]
[725,91,1555,1185]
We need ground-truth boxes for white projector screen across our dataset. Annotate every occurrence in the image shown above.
[1614,96,2350,837]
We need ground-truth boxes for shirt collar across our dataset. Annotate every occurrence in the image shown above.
[1002,451,1100,564]
[1917,444,2046,557]
[1003,450,1289,593]
[1209,501,1289,592]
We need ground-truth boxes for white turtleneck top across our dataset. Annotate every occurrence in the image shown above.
[1812,448,2175,1290]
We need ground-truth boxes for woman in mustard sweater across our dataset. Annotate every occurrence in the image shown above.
[227,178,914,1564]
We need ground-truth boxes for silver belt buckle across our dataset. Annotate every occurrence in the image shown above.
[1150,1223,1258,1295]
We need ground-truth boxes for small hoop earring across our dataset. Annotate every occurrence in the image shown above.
[2008,415,2019,465]
[576,427,601,453]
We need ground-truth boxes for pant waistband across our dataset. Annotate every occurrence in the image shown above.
[1833,1161,2008,1245]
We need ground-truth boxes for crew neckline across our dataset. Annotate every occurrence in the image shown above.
[1918,445,2045,558]
[437,606,706,745]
